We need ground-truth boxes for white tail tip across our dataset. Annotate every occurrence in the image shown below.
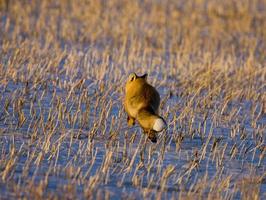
[153,118,166,132]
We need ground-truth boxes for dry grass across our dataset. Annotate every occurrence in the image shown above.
[0,0,265,199]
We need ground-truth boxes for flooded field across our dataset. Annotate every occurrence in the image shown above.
[0,0,265,199]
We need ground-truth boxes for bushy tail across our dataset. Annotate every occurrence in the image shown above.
[136,108,167,133]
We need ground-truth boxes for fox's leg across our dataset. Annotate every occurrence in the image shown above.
[127,116,135,127]
[144,129,157,143]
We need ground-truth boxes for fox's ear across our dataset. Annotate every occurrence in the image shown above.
[128,73,137,82]
[140,73,148,80]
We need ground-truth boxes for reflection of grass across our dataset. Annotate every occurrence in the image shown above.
[0,0,265,199]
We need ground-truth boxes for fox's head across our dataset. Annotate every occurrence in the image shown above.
[125,73,148,94]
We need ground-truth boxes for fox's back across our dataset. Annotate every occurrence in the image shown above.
[125,75,160,118]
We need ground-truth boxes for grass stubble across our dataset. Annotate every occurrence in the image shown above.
[0,0,265,199]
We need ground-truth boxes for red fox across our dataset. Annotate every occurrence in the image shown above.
[124,73,167,143]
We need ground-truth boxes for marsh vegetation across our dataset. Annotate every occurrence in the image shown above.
[0,0,265,199]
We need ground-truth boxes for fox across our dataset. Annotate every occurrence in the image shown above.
[124,73,167,143]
